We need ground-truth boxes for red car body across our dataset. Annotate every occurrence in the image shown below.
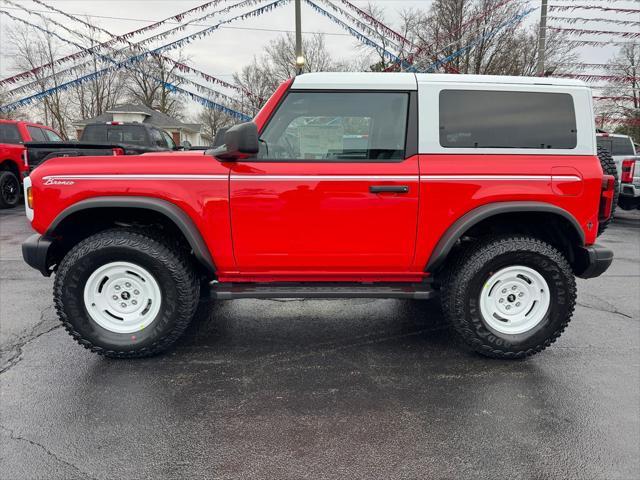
[21,72,617,359]
[25,74,607,283]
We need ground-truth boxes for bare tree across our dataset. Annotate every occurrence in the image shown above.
[361,0,576,76]
[232,33,343,116]
[196,105,234,140]
[599,44,640,142]
[124,53,187,119]
[7,24,72,137]
[264,33,337,81]
[70,19,126,120]
[232,56,277,117]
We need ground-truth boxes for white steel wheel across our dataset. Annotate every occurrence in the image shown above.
[83,261,162,334]
[479,265,551,335]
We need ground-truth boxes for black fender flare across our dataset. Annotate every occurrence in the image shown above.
[47,196,216,275]
[425,201,586,273]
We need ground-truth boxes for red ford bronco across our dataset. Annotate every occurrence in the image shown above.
[22,73,616,359]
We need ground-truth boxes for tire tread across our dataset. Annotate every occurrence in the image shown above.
[53,228,199,358]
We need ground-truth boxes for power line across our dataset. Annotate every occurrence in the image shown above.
[0,5,354,36]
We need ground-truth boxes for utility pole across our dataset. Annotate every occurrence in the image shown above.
[295,0,304,75]
[537,0,548,76]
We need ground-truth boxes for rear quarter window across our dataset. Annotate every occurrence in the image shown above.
[439,90,577,149]
[0,123,22,144]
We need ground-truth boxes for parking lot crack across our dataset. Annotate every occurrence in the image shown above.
[0,305,59,375]
[0,425,97,479]
[577,299,633,319]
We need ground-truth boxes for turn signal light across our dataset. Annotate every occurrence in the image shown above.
[621,159,635,183]
[26,187,33,209]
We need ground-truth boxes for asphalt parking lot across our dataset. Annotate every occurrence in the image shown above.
[1,206,638,480]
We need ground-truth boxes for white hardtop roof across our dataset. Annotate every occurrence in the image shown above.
[291,72,587,90]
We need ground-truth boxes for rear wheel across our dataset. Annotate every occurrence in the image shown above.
[441,235,576,359]
[54,229,200,358]
[0,170,20,209]
[597,146,618,235]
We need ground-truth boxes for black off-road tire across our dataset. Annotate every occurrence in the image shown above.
[441,235,576,359]
[54,228,200,358]
[0,170,20,209]
[597,146,619,236]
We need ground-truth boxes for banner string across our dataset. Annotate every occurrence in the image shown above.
[0,0,291,115]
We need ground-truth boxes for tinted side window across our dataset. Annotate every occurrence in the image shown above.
[612,137,634,156]
[439,90,577,149]
[259,92,409,161]
[0,123,22,144]
[26,126,47,142]
[81,125,107,142]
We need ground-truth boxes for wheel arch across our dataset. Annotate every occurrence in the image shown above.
[0,159,20,176]
[426,202,586,273]
[46,196,216,277]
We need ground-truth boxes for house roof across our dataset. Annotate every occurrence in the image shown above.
[74,103,203,133]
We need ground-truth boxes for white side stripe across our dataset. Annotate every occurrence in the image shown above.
[41,174,582,182]
[230,175,418,181]
[420,175,581,181]
[42,174,228,181]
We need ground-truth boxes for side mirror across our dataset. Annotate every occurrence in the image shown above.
[212,127,228,147]
[207,122,258,161]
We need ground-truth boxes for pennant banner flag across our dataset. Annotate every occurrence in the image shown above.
[302,0,413,70]
[396,0,516,74]
[425,6,537,73]
[567,39,640,47]
[0,0,291,114]
[548,5,640,14]
[593,96,638,101]
[549,16,640,27]
[2,1,257,102]
[554,73,640,82]
[548,27,640,38]
[337,0,411,46]
[0,0,268,87]
[0,10,248,117]
[319,0,402,52]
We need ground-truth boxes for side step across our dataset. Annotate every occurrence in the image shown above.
[210,282,436,300]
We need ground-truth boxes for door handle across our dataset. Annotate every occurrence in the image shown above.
[369,185,409,193]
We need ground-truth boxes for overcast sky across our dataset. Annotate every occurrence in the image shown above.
[0,0,638,103]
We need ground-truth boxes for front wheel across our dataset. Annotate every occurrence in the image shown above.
[0,170,20,209]
[54,229,200,358]
[441,235,576,359]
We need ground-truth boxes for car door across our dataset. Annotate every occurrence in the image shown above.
[229,89,419,274]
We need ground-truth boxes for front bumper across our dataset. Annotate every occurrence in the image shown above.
[574,243,613,279]
[22,234,54,277]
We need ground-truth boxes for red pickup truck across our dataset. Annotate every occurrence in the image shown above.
[22,73,616,360]
[0,119,63,208]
